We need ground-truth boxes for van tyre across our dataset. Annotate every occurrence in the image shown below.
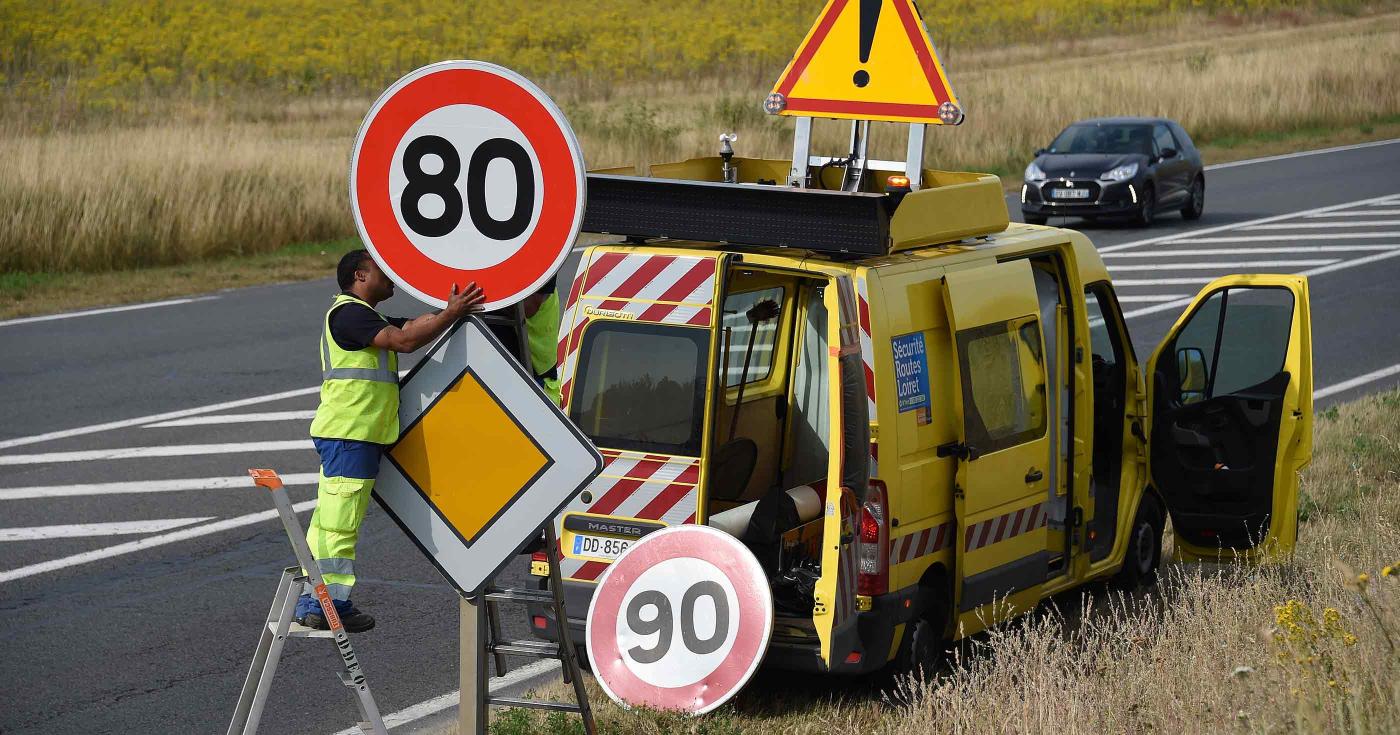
[896,589,950,679]
[1181,176,1205,220]
[1115,499,1163,589]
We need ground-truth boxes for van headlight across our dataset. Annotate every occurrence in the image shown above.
[1024,161,1047,182]
[1099,163,1139,182]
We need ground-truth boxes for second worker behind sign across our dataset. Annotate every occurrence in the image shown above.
[296,249,486,632]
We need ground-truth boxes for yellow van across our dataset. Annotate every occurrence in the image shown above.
[526,157,1313,675]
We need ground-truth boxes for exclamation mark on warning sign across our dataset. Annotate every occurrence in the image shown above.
[853,0,882,88]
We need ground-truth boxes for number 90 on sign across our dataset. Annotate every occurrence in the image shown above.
[389,104,544,273]
[614,558,739,688]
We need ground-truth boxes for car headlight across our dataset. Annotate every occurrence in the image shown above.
[1099,163,1139,182]
[1024,161,1047,182]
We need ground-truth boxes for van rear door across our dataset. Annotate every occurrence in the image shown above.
[941,260,1054,621]
[1146,275,1312,559]
[552,249,728,582]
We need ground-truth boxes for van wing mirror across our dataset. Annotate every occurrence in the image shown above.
[1176,347,1208,403]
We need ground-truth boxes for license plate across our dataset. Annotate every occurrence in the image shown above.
[1051,188,1091,200]
[571,533,633,560]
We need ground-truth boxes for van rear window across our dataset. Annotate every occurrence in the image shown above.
[569,322,710,455]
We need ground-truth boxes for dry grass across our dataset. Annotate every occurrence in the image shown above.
[475,389,1400,734]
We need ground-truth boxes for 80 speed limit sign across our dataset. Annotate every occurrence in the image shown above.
[350,60,585,311]
[587,525,773,715]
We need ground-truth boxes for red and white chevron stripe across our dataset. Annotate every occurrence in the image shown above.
[964,502,1047,552]
[556,450,701,582]
[889,521,955,567]
[556,251,718,410]
[855,276,879,479]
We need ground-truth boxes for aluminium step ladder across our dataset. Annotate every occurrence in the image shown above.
[228,469,387,735]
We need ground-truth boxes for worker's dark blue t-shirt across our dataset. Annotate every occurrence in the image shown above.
[329,295,408,352]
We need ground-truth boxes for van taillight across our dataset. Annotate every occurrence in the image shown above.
[531,550,548,563]
[857,481,889,596]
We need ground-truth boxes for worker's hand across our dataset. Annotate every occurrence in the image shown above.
[444,282,486,319]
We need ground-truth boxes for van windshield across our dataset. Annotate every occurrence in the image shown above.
[569,321,710,455]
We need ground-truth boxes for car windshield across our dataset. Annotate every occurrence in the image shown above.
[569,321,710,455]
[1046,124,1154,156]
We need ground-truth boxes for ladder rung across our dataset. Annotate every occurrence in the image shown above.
[483,588,553,604]
[488,640,561,657]
[269,621,334,638]
[489,696,581,713]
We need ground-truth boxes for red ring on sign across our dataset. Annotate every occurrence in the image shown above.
[587,526,772,714]
[354,66,579,307]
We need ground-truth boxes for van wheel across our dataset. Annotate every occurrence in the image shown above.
[1115,500,1163,589]
[896,591,950,679]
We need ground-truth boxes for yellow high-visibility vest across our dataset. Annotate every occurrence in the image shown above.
[309,294,400,444]
[526,291,561,405]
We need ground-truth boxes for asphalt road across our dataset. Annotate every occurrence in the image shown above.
[1,138,1398,734]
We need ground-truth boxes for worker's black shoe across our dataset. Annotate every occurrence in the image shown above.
[295,596,376,633]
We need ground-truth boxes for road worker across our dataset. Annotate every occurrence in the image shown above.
[295,249,485,632]
[485,282,562,405]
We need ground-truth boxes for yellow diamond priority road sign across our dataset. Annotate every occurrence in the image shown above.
[375,316,602,597]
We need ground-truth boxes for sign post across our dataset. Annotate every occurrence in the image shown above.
[350,59,593,734]
[586,526,773,715]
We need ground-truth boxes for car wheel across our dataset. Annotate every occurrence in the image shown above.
[895,588,950,680]
[1133,184,1156,227]
[1114,498,1163,590]
[1024,213,1048,225]
[1181,176,1204,220]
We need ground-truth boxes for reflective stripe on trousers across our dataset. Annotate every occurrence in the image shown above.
[305,473,374,600]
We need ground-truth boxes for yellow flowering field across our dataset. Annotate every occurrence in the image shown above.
[0,0,1380,101]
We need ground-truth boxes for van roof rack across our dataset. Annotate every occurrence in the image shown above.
[580,156,1008,257]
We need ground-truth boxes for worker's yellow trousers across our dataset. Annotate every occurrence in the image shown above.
[305,472,374,600]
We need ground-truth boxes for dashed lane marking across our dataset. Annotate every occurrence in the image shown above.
[1107,260,1337,271]
[0,473,319,501]
[1101,245,1400,257]
[0,518,213,541]
[0,386,320,451]
[0,499,316,584]
[1171,232,1400,243]
[1314,364,1400,400]
[1097,193,1400,253]
[144,411,316,428]
[0,440,313,466]
[0,296,219,328]
[327,661,559,735]
[1242,221,1400,230]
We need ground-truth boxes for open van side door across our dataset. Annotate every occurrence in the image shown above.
[1146,275,1312,560]
[942,260,1053,620]
[811,275,868,668]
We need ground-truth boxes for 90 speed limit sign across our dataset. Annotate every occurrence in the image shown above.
[350,60,585,311]
[587,525,773,715]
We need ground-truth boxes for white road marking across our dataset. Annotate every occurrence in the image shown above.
[1171,232,1400,243]
[1116,294,1191,303]
[1204,138,1400,171]
[0,440,313,466]
[1242,221,1400,230]
[1097,193,1400,253]
[0,500,317,584]
[327,661,559,735]
[0,386,320,451]
[144,411,316,428]
[0,518,213,541]
[1314,364,1400,400]
[1305,209,1400,218]
[0,473,320,501]
[1108,260,1336,271]
[1115,277,1217,286]
[1102,245,1400,257]
[0,296,219,328]
[1121,247,1400,320]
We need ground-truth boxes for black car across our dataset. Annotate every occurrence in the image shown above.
[1021,117,1204,226]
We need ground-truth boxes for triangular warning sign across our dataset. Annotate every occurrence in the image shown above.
[766,0,962,125]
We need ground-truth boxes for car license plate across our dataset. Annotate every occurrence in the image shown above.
[1052,188,1091,200]
[571,533,633,560]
